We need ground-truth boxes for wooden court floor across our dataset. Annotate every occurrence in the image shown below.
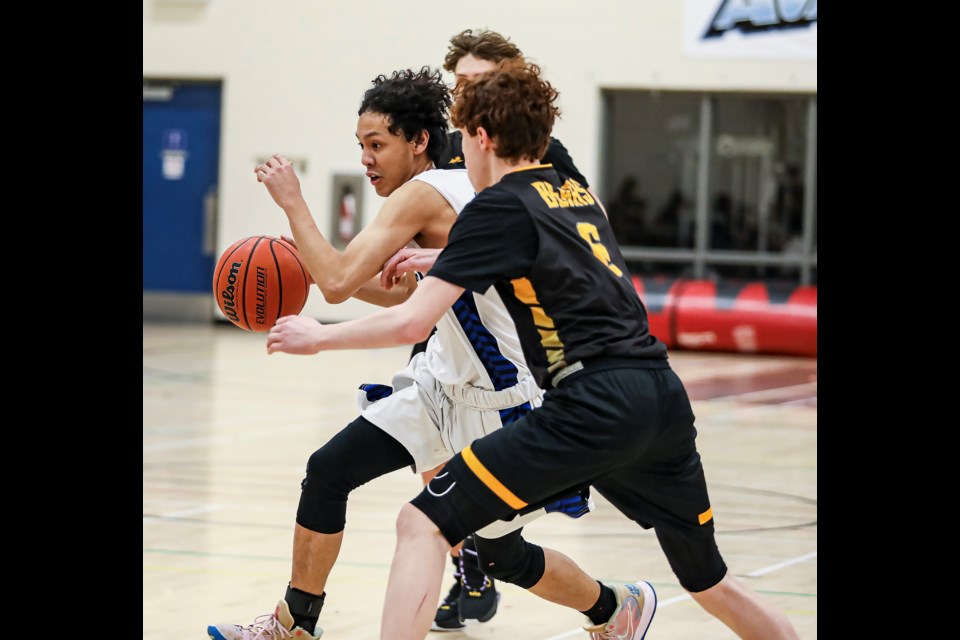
[143,320,817,639]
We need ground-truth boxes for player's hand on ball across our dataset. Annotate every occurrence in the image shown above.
[266,315,324,355]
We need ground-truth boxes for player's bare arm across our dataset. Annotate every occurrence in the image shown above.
[266,276,462,355]
[279,233,416,307]
[256,153,456,306]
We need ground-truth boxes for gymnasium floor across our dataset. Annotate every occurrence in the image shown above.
[143,320,817,639]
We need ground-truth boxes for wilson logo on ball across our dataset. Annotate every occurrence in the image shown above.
[212,236,309,332]
[219,260,244,324]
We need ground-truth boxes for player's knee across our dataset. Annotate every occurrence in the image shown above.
[396,503,420,533]
[295,446,352,533]
[474,534,545,589]
[396,503,444,544]
[302,446,345,486]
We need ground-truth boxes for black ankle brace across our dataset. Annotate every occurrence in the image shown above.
[581,582,618,626]
[285,584,325,632]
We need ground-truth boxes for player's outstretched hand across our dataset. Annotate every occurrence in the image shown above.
[267,315,324,355]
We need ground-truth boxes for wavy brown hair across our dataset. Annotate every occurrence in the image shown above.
[443,28,524,73]
[450,63,560,162]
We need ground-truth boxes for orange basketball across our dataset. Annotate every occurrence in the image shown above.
[212,235,310,332]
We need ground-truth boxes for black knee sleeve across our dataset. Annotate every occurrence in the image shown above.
[473,530,546,589]
[295,445,352,533]
[296,416,413,534]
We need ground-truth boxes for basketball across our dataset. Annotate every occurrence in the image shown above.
[212,235,310,332]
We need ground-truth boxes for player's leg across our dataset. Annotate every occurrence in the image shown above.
[654,363,796,639]
[688,573,800,640]
[595,365,798,639]
[208,416,414,640]
[420,368,666,639]
[474,521,653,637]
[419,462,470,631]
[387,457,653,640]
[381,503,452,640]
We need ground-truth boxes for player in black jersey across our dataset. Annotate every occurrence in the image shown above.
[266,64,800,640]
[410,28,596,630]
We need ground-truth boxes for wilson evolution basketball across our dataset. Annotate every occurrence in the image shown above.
[212,235,310,332]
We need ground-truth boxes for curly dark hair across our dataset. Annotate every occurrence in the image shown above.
[443,28,524,73]
[358,67,451,165]
[451,63,559,162]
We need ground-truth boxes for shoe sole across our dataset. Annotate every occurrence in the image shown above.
[633,580,657,640]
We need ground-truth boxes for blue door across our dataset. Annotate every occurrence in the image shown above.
[143,80,222,293]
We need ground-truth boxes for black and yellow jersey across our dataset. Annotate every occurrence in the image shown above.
[428,165,665,389]
[438,130,589,188]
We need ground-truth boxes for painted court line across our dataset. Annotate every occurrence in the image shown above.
[745,550,817,577]
[143,504,224,525]
[708,382,818,403]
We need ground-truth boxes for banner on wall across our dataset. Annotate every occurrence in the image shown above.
[683,0,817,60]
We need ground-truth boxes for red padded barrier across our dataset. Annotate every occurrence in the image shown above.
[631,276,817,357]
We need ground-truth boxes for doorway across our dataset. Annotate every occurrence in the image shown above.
[143,79,223,321]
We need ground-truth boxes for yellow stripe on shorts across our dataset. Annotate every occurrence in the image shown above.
[461,445,527,510]
[698,507,713,525]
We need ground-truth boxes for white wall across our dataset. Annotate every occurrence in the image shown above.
[143,0,817,322]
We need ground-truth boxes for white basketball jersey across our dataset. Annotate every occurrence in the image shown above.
[411,169,532,391]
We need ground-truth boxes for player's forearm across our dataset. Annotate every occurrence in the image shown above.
[318,304,433,351]
[282,200,362,304]
[267,276,459,356]
[352,274,416,308]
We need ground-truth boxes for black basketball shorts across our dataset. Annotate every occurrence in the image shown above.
[412,361,728,592]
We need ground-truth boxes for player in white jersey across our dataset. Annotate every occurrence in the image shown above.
[359,168,542,472]
[207,67,587,640]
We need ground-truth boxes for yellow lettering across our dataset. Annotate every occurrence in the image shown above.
[533,179,595,209]
[558,179,595,206]
[532,181,560,208]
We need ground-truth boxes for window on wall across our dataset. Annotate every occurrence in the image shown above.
[601,90,816,285]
